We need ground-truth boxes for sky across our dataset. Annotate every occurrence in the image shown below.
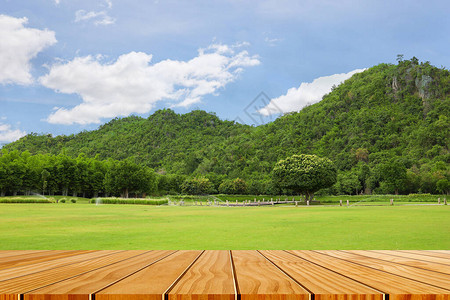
[1,0,449,145]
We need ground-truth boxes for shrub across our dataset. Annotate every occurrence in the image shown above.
[218,178,248,194]
[0,199,52,204]
[71,199,76,203]
[90,198,168,205]
[181,177,214,195]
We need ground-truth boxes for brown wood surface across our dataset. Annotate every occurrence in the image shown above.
[0,251,146,295]
[260,250,383,300]
[316,251,450,289]
[396,251,450,260]
[347,251,450,274]
[232,250,310,300]
[429,251,450,256]
[0,250,122,282]
[0,251,50,260]
[0,251,86,270]
[96,250,202,300]
[288,251,450,300]
[376,251,450,265]
[168,250,235,300]
[0,251,448,300]
[24,250,174,300]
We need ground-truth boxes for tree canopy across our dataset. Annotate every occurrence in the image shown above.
[273,154,337,200]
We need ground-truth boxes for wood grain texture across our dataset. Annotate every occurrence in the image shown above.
[232,250,310,300]
[316,251,450,289]
[260,250,383,300]
[428,251,450,256]
[0,251,448,300]
[168,250,235,300]
[0,251,50,260]
[288,251,450,300]
[0,251,85,270]
[0,294,17,300]
[0,251,146,295]
[396,251,450,260]
[377,251,450,265]
[0,251,122,282]
[347,251,450,274]
[96,251,202,300]
[24,250,175,300]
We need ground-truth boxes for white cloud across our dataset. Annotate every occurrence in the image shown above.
[264,37,282,46]
[0,122,26,144]
[105,0,113,9]
[259,69,366,116]
[54,0,60,5]
[75,10,115,26]
[40,43,260,125]
[0,15,56,85]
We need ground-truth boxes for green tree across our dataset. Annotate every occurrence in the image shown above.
[87,157,107,197]
[335,172,362,195]
[273,154,337,201]
[377,158,407,194]
[104,158,156,198]
[0,159,6,197]
[55,153,76,196]
[41,169,50,195]
[0,150,24,196]
[436,179,449,195]
[181,177,213,195]
[218,178,247,194]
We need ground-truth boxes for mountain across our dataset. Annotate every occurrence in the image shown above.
[4,57,449,195]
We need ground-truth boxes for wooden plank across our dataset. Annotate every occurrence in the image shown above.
[0,251,81,270]
[0,294,16,300]
[24,250,175,300]
[0,251,92,271]
[288,250,450,300]
[429,251,450,256]
[260,250,384,300]
[232,250,310,300]
[168,250,235,300]
[0,250,147,297]
[378,251,450,265]
[397,251,450,260]
[348,251,450,274]
[0,250,448,300]
[96,250,202,300]
[317,251,450,289]
[0,251,50,260]
[0,251,52,262]
[0,251,123,282]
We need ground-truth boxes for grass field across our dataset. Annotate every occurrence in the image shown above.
[0,203,448,249]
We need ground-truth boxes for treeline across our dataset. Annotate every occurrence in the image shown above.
[0,149,276,197]
[0,150,155,198]
[1,149,448,197]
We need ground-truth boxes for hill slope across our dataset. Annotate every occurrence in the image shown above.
[5,58,449,194]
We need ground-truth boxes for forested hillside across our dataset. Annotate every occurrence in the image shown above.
[3,57,449,195]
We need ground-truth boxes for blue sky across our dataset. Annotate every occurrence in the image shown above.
[1,0,449,145]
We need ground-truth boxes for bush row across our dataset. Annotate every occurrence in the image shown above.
[89,199,168,205]
[0,199,52,203]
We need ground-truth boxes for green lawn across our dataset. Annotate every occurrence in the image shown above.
[0,203,448,249]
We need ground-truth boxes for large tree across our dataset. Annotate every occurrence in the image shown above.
[273,154,337,201]
[104,158,156,198]
[181,177,214,195]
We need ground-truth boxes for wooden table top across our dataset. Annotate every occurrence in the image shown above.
[0,250,448,300]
